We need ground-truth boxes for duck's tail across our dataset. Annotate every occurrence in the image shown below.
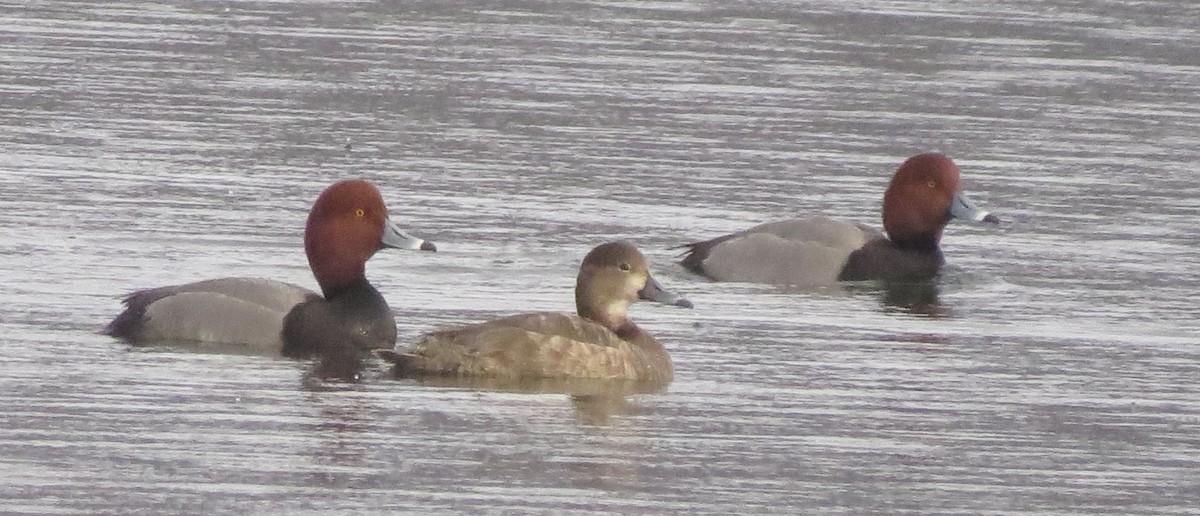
[673,234,737,275]
[103,287,175,340]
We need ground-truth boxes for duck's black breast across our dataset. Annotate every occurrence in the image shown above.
[839,238,945,282]
[280,283,397,358]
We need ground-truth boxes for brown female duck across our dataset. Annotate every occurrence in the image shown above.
[377,241,691,382]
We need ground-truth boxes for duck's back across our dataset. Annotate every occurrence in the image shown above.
[682,216,883,285]
[384,312,671,381]
[106,277,318,348]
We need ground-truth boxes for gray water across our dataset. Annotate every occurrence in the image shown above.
[2,1,1199,513]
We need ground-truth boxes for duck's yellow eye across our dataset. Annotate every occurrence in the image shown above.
[927,181,936,188]
[355,208,365,218]
[618,262,632,272]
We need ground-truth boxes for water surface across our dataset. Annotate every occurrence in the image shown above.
[2,0,1198,513]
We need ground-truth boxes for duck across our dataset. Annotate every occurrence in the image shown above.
[376,241,692,382]
[680,153,998,285]
[104,179,436,358]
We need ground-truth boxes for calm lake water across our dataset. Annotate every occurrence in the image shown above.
[2,0,1198,513]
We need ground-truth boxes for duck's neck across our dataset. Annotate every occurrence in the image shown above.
[612,319,646,342]
[319,275,373,300]
[577,298,638,336]
[888,231,943,254]
[307,222,375,300]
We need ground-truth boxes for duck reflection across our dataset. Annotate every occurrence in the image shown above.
[839,279,947,317]
[877,280,947,317]
[302,350,373,385]
[391,373,669,425]
[570,393,636,426]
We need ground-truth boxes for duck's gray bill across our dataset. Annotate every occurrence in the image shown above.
[950,191,999,224]
[639,276,694,309]
[381,219,437,252]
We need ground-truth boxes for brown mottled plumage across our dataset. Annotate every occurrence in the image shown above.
[377,241,692,382]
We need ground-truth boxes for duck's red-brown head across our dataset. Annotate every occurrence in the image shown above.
[881,153,996,251]
[304,180,435,298]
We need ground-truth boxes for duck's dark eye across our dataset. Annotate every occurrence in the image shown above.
[618,262,632,272]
